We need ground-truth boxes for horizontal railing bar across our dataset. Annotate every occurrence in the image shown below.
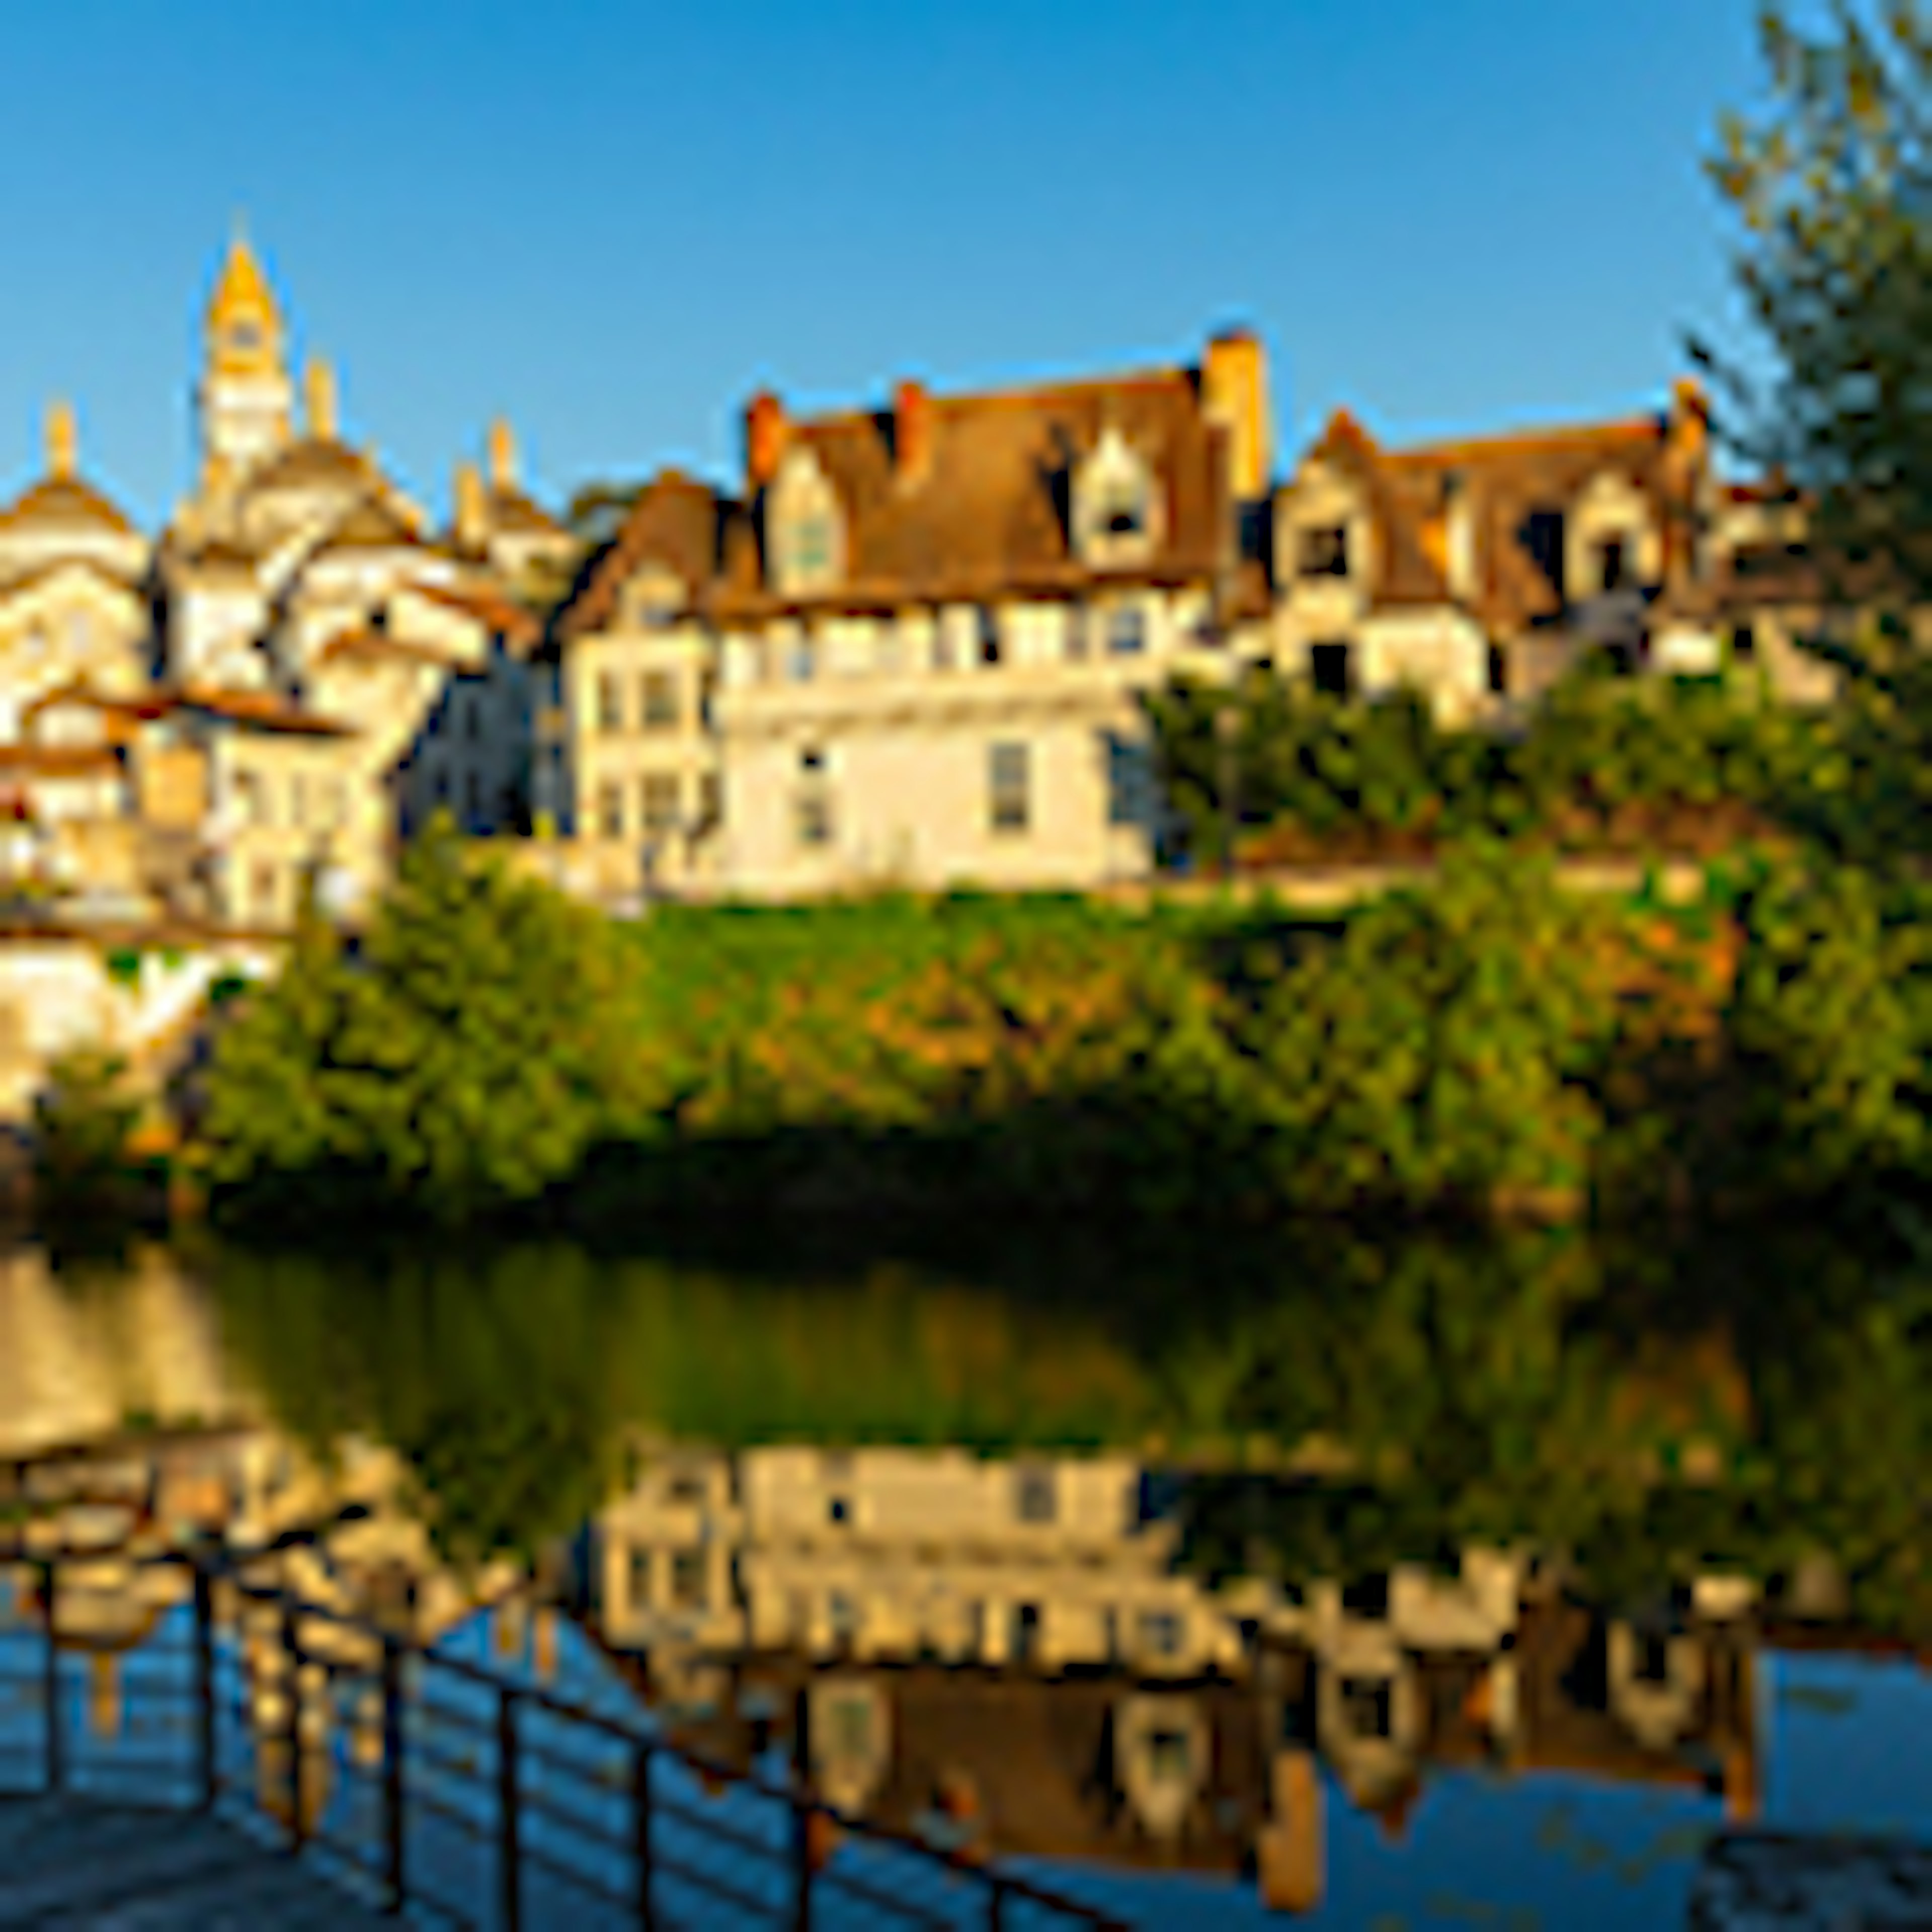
[511,1728,632,1785]
[506,1778,634,1859]
[817,1855,974,1927]
[652,1791,794,1865]
[649,1842,793,1922]
[515,1834,640,1913]
[400,1773,499,1844]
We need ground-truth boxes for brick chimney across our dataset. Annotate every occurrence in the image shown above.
[1201,328,1271,503]
[894,378,932,487]
[746,390,790,490]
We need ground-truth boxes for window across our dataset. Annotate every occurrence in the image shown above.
[1012,1603,1042,1666]
[795,788,833,849]
[989,741,1030,834]
[1731,623,1757,663]
[1599,537,1629,594]
[1107,607,1146,657]
[1104,493,1146,539]
[628,1550,651,1610]
[641,672,678,730]
[1146,1727,1192,1784]
[234,771,264,825]
[1014,1465,1057,1524]
[827,1495,851,1526]
[1106,733,1151,829]
[697,673,717,729]
[596,672,622,732]
[977,608,1001,667]
[1343,1678,1394,1740]
[1140,1611,1182,1659]
[1486,642,1509,696]
[598,780,624,838]
[669,1548,706,1611]
[788,634,817,683]
[793,515,832,582]
[799,745,826,774]
[1299,525,1350,579]
[1310,641,1353,697]
[1635,1630,1671,1685]
[1062,608,1088,663]
[698,771,722,829]
[641,773,680,835]
[465,771,482,820]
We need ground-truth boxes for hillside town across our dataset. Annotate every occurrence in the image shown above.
[0,234,1842,932]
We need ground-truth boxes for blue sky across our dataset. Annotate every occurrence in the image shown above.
[0,1,1791,523]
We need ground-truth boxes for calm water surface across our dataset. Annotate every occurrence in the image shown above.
[3,1217,1929,1927]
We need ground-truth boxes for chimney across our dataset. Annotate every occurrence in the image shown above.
[894,378,932,487]
[746,390,790,490]
[304,359,340,442]
[1665,376,1712,587]
[1201,329,1271,503]
[45,398,77,480]
[1444,470,1479,603]
[488,418,519,493]
[453,460,489,553]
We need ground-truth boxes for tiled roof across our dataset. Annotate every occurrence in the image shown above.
[171,685,352,737]
[0,475,138,539]
[487,485,567,538]
[315,628,459,672]
[709,365,1233,618]
[556,470,724,639]
[245,439,375,496]
[0,743,123,777]
[310,497,423,555]
[403,580,542,648]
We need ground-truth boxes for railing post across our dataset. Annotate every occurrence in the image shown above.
[381,1637,406,1915]
[282,1601,307,1854]
[791,1795,814,1932]
[40,1560,59,1794]
[193,1562,216,1809]
[987,1872,1007,1932]
[631,1740,656,1931]
[498,1686,522,1932]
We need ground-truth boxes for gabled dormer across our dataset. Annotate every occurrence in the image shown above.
[767,444,844,599]
[1073,424,1163,570]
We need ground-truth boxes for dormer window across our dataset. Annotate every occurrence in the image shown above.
[770,448,844,597]
[1299,526,1350,579]
[1075,427,1161,568]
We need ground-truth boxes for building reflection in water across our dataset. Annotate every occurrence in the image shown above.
[584,1443,1779,1914]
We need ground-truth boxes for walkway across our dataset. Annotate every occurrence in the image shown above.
[0,1794,389,1930]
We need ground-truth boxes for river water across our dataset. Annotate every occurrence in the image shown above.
[2,1216,1929,1927]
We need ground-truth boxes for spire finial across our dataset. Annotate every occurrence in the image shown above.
[304,358,339,442]
[45,399,76,480]
[487,418,518,492]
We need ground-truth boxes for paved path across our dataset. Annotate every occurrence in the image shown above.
[0,1795,390,1929]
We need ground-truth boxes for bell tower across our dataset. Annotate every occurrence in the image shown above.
[197,228,294,480]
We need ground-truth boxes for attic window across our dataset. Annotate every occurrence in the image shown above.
[1299,526,1349,579]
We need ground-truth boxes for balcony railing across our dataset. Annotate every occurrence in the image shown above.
[0,1532,1127,1931]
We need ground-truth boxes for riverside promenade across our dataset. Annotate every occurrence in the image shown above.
[0,1793,389,1928]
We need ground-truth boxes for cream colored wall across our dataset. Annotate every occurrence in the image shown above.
[563,620,719,895]
[1276,464,1374,636]
[1568,471,1660,591]
[594,1446,1246,1678]
[0,571,150,713]
[211,731,382,928]
[1356,610,1490,724]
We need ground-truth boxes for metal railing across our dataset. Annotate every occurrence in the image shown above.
[0,1533,1128,1931]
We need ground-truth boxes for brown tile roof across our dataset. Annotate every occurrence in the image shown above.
[171,685,352,737]
[245,438,376,496]
[0,475,138,538]
[308,497,440,559]
[314,629,459,672]
[1296,405,1683,632]
[0,743,123,777]
[556,470,726,639]
[709,365,1233,618]
[487,485,567,538]
[404,580,542,648]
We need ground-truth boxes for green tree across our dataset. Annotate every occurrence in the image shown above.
[202,819,658,1223]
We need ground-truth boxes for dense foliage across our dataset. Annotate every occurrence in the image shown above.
[1147,664,1849,868]
[201,819,656,1224]
[189,827,1932,1233]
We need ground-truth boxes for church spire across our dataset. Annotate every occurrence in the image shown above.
[44,399,76,480]
[197,226,294,479]
[206,226,284,377]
